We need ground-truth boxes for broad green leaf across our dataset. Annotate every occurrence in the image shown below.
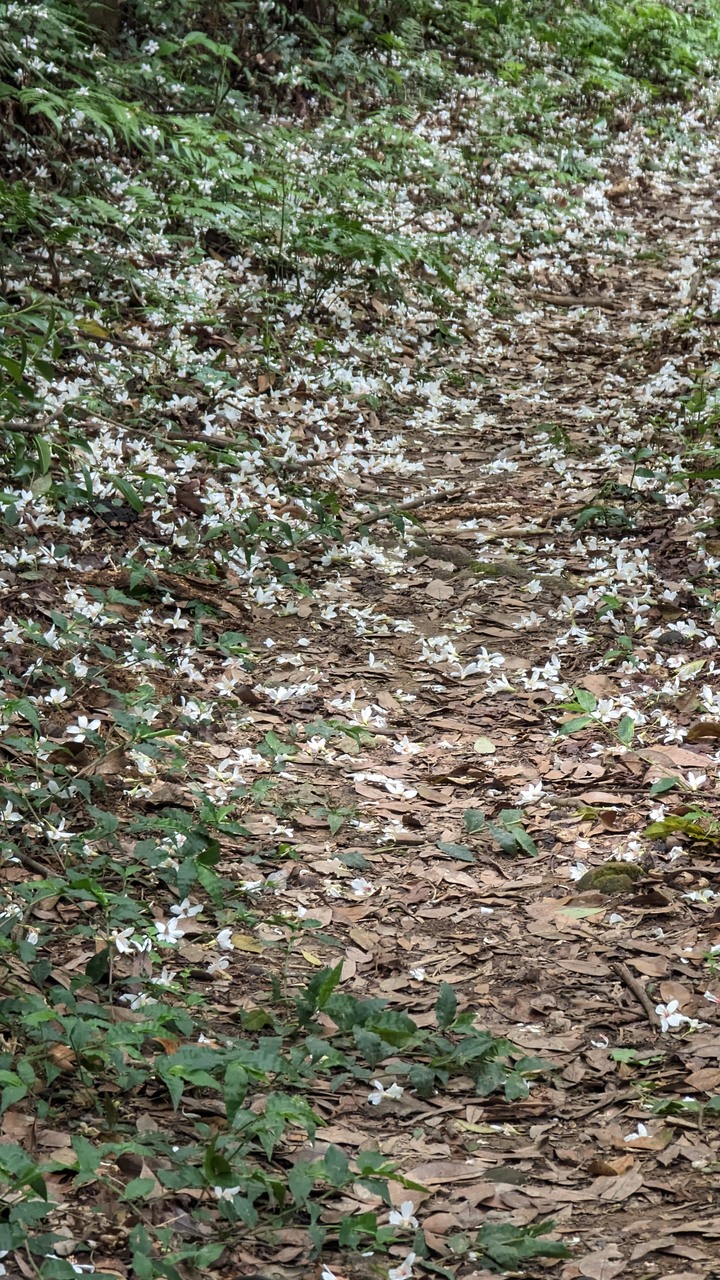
[617,714,635,745]
[288,1159,315,1208]
[353,1027,386,1068]
[464,808,486,834]
[366,1009,417,1047]
[559,714,593,735]
[435,982,458,1030]
[323,1144,349,1187]
[436,840,475,862]
[112,475,144,512]
[34,434,52,473]
[504,1071,529,1101]
[649,775,679,795]
[511,826,538,857]
[486,821,518,856]
[122,1176,157,1201]
[224,1061,248,1125]
[574,688,598,712]
[14,698,40,730]
[408,1063,436,1097]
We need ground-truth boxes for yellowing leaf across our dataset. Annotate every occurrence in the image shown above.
[76,318,111,339]
[677,658,706,681]
[231,933,264,953]
[300,950,324,966]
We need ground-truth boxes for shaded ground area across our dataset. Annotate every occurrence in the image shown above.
[6,8,720,1279]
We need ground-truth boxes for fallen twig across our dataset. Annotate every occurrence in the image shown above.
[1,406,66,436]
[354,484,469,527]
[71,408,241,450]
[478,524,548,542]
[610,960,660,1030]
[352,485,527,529]
[533,291,620,312]
[13,849,54,878]
[354,488,578,533]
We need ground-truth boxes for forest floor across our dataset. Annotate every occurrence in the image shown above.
[7,11,720,1280]
[208,120,720,1280]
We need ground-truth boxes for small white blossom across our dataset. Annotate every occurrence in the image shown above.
[389,1201,418,1230]
[368,1079,404,1105]
[119,991,158,1010]
[149,967,177,987]
[171,897,202,918]
[624,1122,649,1142]
[388,1253,416,1280]
[213,1185,241,1201]
[350,877,375,898]
[384,779,417,800]
[517,780,544,805]
[154,918,185,945]
[65,716,101,742]
[655,999,686,1033]
[110,928,135,954]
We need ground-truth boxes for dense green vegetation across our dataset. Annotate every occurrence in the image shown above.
[4,0,720,448]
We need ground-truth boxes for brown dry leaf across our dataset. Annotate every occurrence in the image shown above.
[422,1211,461,1236]
[640,746,711,770]
[586,1155,635,1177]
[657,1275,711,1280]
[152,1035,181,1054]
[673,1217,720,1237]
[572,1245,626,1280]
[686,720,720,742]
[425,579,455,600]
[686,1067,720,1090]
[593,1168,644,1201]
[630,954,668,977]
[76,743,126,778]
[629,1238,678,1261]
[608,1124,673,1152]
[580,675,619,698]
[571,761,606,781]
[406,1159,490,1186]
[659,980,695,1008]
[415,784,455,803]
[47,1044,77,1073]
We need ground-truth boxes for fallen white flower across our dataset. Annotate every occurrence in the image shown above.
[368,1080,404,1105]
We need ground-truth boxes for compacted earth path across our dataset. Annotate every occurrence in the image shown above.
[7,13,720,1279]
